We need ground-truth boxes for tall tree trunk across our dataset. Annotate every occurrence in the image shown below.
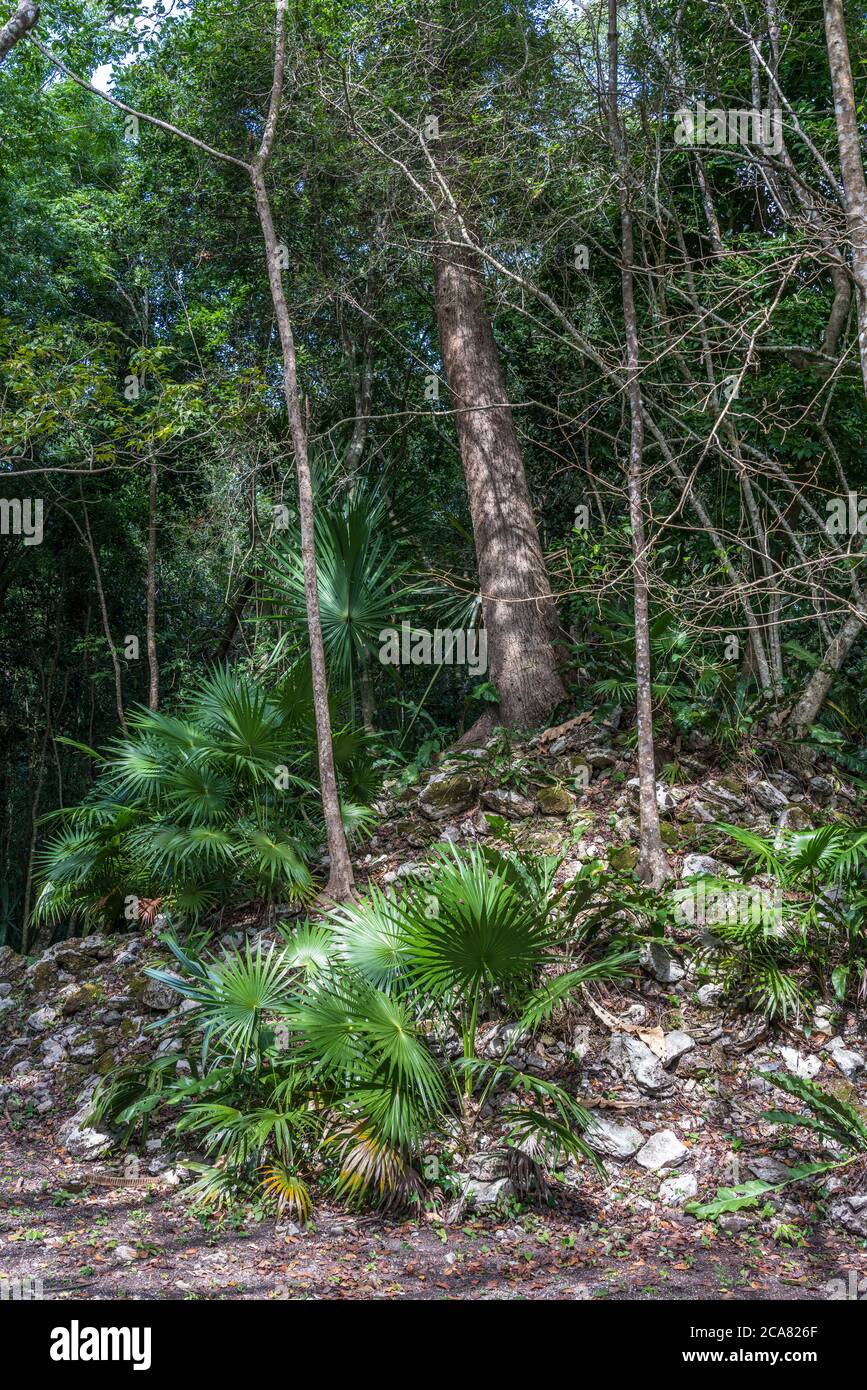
[358,649,376,732]
[432,226,565,731]
[146,455,159,709]
[22,630,58,950]
[607,0,670,887]
[250,25,355,899]
[823,0,867,395]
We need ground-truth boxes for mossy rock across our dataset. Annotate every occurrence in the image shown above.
[659,822,681,848]
[823,1075,867,1121]
[62,1064,91,1090]
[0,945,27,983]
[537,785,576,816]
[778,804,812,831]
[95,1049,116,1076]
[609,844,640,872]
[61,983,102,1016]
[27,959,60,993]
[418,773,478,821]
[393,816,433,839]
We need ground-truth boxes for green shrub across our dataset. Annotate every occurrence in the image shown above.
[93,845,636,1213]
[32,665,377,932]
[680,823,867,1019]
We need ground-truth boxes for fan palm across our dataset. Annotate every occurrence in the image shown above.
[688,822,867,1016]
[261,483,412,701]
[31,665,372,930]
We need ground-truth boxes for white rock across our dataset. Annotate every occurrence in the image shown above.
[778,1046,821,1080]
[465,1176,513,1207]
[626,778,676,814]
[623,1035,673,1094]
[61,1118,112,1159]
[640,941,685,985]
[584,1114,644,1160]
[701,781,747,813]
[659,1171,698,1205]
[663,1030,695,1068]
[753,780,789,812]
[636,1130,688,1171]
[825,1037,865,1077]
[829,1194,867,1239]
[26,1005,58,1032]
[681,853,725,879]
[696,983,723,1008]
[142,977,180,1011]
[812,1004,835,1032]
[40,1039,67,1065]
[480,788,535,819]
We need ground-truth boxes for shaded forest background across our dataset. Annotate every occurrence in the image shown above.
[1,0,866,941]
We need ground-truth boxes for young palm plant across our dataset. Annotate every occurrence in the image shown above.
[93,846,634,1215]
[319,843,636,1200]
[32,665,378,933]
[260,482,412,730]
[683,822,867,1019]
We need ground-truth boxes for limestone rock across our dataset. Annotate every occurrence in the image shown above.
[0,946,26,983]
[584,1114,644,1160]
[753,780,789,812]
[418,773,478,822]
[636,1130,688,1171]
[778,1046,821,1080]
[700,781,747,814]
[777,804,812,831]
[640,941,685,985]
[537,785,575,816]
[659,1171,698,1205]
[142,976,180,1012]
[609,844,640,872]
[26,1005,58,1032]
[663,1031,695,1069]
[825,1036,865,1078]
[480,788,535,819]
[623,1035,673,1094]
[696,983,723,1008]
[681,853,724,879]
[829,1194,867,1239]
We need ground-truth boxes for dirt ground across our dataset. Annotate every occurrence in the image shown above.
[2,1125,863,1302]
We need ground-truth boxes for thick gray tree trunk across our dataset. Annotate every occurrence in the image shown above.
[432,227,565,731]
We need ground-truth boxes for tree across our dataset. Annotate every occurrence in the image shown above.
[32,1,356,900]
[0,0,38,65]
[605,0,670,887]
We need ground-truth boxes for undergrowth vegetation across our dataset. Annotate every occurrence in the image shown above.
[681,824,867,1021]
[89,844,643,1214]
[33,666,379,934]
